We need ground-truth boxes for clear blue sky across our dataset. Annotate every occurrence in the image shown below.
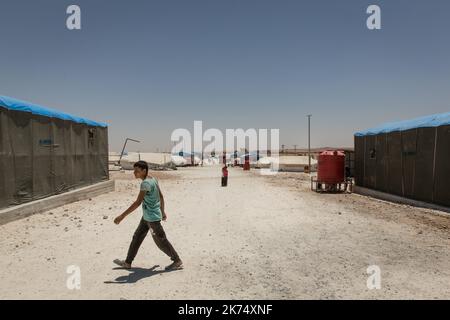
[1,0,449,151]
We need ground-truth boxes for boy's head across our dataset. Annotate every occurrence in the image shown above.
[133,161,149,179]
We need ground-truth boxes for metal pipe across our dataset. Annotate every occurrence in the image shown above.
[119,138,141,165]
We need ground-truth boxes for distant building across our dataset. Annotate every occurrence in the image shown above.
[354,112,450,207]
[0,96,109,209]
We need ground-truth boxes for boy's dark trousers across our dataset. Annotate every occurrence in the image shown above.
[126,219,180,265]
[221,176,228,187]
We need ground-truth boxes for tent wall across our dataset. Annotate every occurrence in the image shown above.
[0,107,108,209]
[434,125,450,205]
[413,127,435,202]
[354,135,365,190]
[374,133,387,192]
[355,125,450,207]
[386,132,403,196]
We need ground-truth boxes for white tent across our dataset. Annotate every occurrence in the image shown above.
[171,155,188,167]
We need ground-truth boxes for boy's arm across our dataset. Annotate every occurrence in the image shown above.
[114,191,146,225]
[156,183,167,221]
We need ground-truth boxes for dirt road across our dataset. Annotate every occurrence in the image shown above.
[0,166,449,299]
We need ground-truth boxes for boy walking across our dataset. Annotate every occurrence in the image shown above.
[113,161,183,271]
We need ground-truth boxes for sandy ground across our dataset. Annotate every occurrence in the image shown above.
[0,166,449,300]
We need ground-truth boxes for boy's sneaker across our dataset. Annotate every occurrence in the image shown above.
[165,260,183,271]
[113,259,131,269]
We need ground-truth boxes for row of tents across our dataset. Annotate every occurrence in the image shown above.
[1,94,449,210]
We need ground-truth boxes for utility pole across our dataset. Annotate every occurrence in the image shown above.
[307,115,312,172]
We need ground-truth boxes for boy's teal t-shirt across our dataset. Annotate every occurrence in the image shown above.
[140,178,162,222]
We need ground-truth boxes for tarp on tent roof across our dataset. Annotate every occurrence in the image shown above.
[0,95,107,127]
[355,112,450,137]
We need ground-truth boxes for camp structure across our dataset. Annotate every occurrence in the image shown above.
[0,95,108,209]
[354,112,450,207]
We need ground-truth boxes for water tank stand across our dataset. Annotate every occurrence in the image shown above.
[311,177,353,193]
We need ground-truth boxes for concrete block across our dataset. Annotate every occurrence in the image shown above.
[0,180,115,225]
[354,186,450,214]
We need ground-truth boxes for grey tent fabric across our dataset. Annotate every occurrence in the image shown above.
[354,125,450,207]
[0,106,108,209]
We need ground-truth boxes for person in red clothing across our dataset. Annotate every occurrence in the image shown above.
[221,165,228,187]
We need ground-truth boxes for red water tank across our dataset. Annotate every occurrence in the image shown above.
[317,150,345,184]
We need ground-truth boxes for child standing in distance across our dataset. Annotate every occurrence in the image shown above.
[222,165,228,187]
[113,161,183,271]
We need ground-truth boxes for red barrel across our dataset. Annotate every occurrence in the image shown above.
[317,150,345,184]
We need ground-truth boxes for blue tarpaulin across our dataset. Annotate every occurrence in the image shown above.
[355,112,450,137]
[0,95,107,127]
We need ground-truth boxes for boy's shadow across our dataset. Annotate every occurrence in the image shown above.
[104,265,177,284]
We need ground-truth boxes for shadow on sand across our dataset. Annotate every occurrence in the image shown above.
[104,265,180,284]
